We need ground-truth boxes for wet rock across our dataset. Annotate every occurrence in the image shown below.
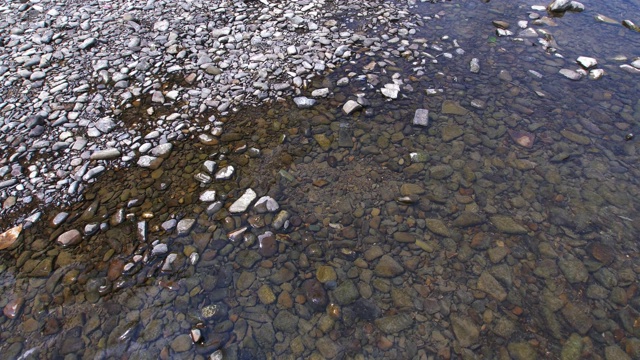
[200,190,217,202]
[381,84,399,99]
[215,166,235,180]
[577,56,597,69]
[561,302,593,335]
[57,229,82,247]
[236,250,261,268]
[272,210,291,230]
[236,271,256,291]
[151,143,173,158]
[490,216,528,234]
[316,337,341,358]
[451,315,479,347]
[413,109,429,126]
[301,279,328,311]
[559,69,582,80]
[470,58,480,73]
[441,100,468,115]
[254,196,279,213]
[558,255,588,283]
[560,130,590,145]
[477,271,507,301]
[561,333,583,360]
[425,219,451,237]
[333,280,359,305]
[507,342,537,360]
[343,100,362,114]
[258,232,277,257]
[0,224,22,250]
[3,297,24,319]
[375,313,414,334]
[313,134,332,151]
[394,232,417,243]
[137,155,163,169]
[453,212,485,227]
[316,265,337,283]
[229,188,257,213]
[429,164,453,179]
[605,345,630,360]
[294,97,316,109]
[171,334,192,353]
[273,310,298,333]
[548,0,584,12]
[441,125,463,142]
[258,284,276,304]
[375,255,404,277]
[508,129,536,148]
[177,218,195,236]
[90,148,121,160]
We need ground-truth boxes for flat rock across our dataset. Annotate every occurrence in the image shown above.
[441,100,468,115]
[176,218,195,236]
[453,212,485,227]
[343,100,362,115]
[451,315,479,347]
[441,125,464,142]
[490,216,528,234]
[576,56,597,69]
[413,109,429,126]
[293,96,316,109]
[477,271,507,301]
[560,130,591,145]
[374,255,404,277]
[57,229,82,247]
[90,148,121,160]
[229,188,257,213]
[0,224,22,250]
[425,219,451,237]
[374,313,414,334]
[559,69,582,80]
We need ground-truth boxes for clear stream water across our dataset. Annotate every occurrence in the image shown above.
[2,0,640,359]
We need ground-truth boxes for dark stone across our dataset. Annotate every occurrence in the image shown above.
[301,279,328,311]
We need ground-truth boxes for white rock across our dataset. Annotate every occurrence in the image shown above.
[151,143,173,158]
[90,148,121,160]
[343,100,362,115]
[630,59,640,69]
[413,109,429,127]
[589,69,604,80]
[559,68,582,80]
[254,196,280,213]
[470,58,480,73]
[311,88,330,97]
[576,56,597,69]
[177,219,195,236]
[229,188,257,213]
[381,87,399,99]
[215,166,235,180]
[620,64,640,74]
[293,97,316,109]
[153,20,170,32]
[518,28,537,38]
[200,190,217,202]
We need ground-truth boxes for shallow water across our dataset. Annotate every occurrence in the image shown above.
[2,0,640,359]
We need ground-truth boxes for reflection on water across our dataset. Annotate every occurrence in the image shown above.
[2,0,640,359]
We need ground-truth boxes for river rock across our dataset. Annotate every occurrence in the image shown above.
[0,224,22,250]
[451,315,479,347]
[413,109,429,126]
[490,216,528,234]
[374,255,404,277]
[57,229,82,247]
[375,313,414,334]
[229,188,257,213]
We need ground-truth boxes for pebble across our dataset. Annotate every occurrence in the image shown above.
[56,229,82,247]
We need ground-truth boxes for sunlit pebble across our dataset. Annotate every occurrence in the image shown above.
[3,298,23,319]
[327,303,341,319]
[625,133,634,141]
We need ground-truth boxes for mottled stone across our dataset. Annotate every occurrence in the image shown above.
[477,271,507,301]
[56,229,82,247]
[490,216,528,234]
[375,313,414,334]
[374,255,404,278]
[451,315,479,347]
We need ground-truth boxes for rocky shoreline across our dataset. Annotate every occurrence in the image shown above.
[2,0,640,359]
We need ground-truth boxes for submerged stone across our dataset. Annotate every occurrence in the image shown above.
[0,224,22,250]
[57,229,82,247]
[229,188,257,213]
[413,109,429,127]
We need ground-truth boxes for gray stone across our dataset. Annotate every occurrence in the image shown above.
[343,100,362,115]
[413,109,429,126]
[477,271,507,301]
[375,313,414,334]
[333,280,359,305]
[451,315,479,347]
[490,216,528,234]
[176,218,195,236]
[229,188,257,213]
[90,149,121,160]
[273,310,298,333]
[374,255,404,278]
[293,97,316,108]
[57,230,82,247]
